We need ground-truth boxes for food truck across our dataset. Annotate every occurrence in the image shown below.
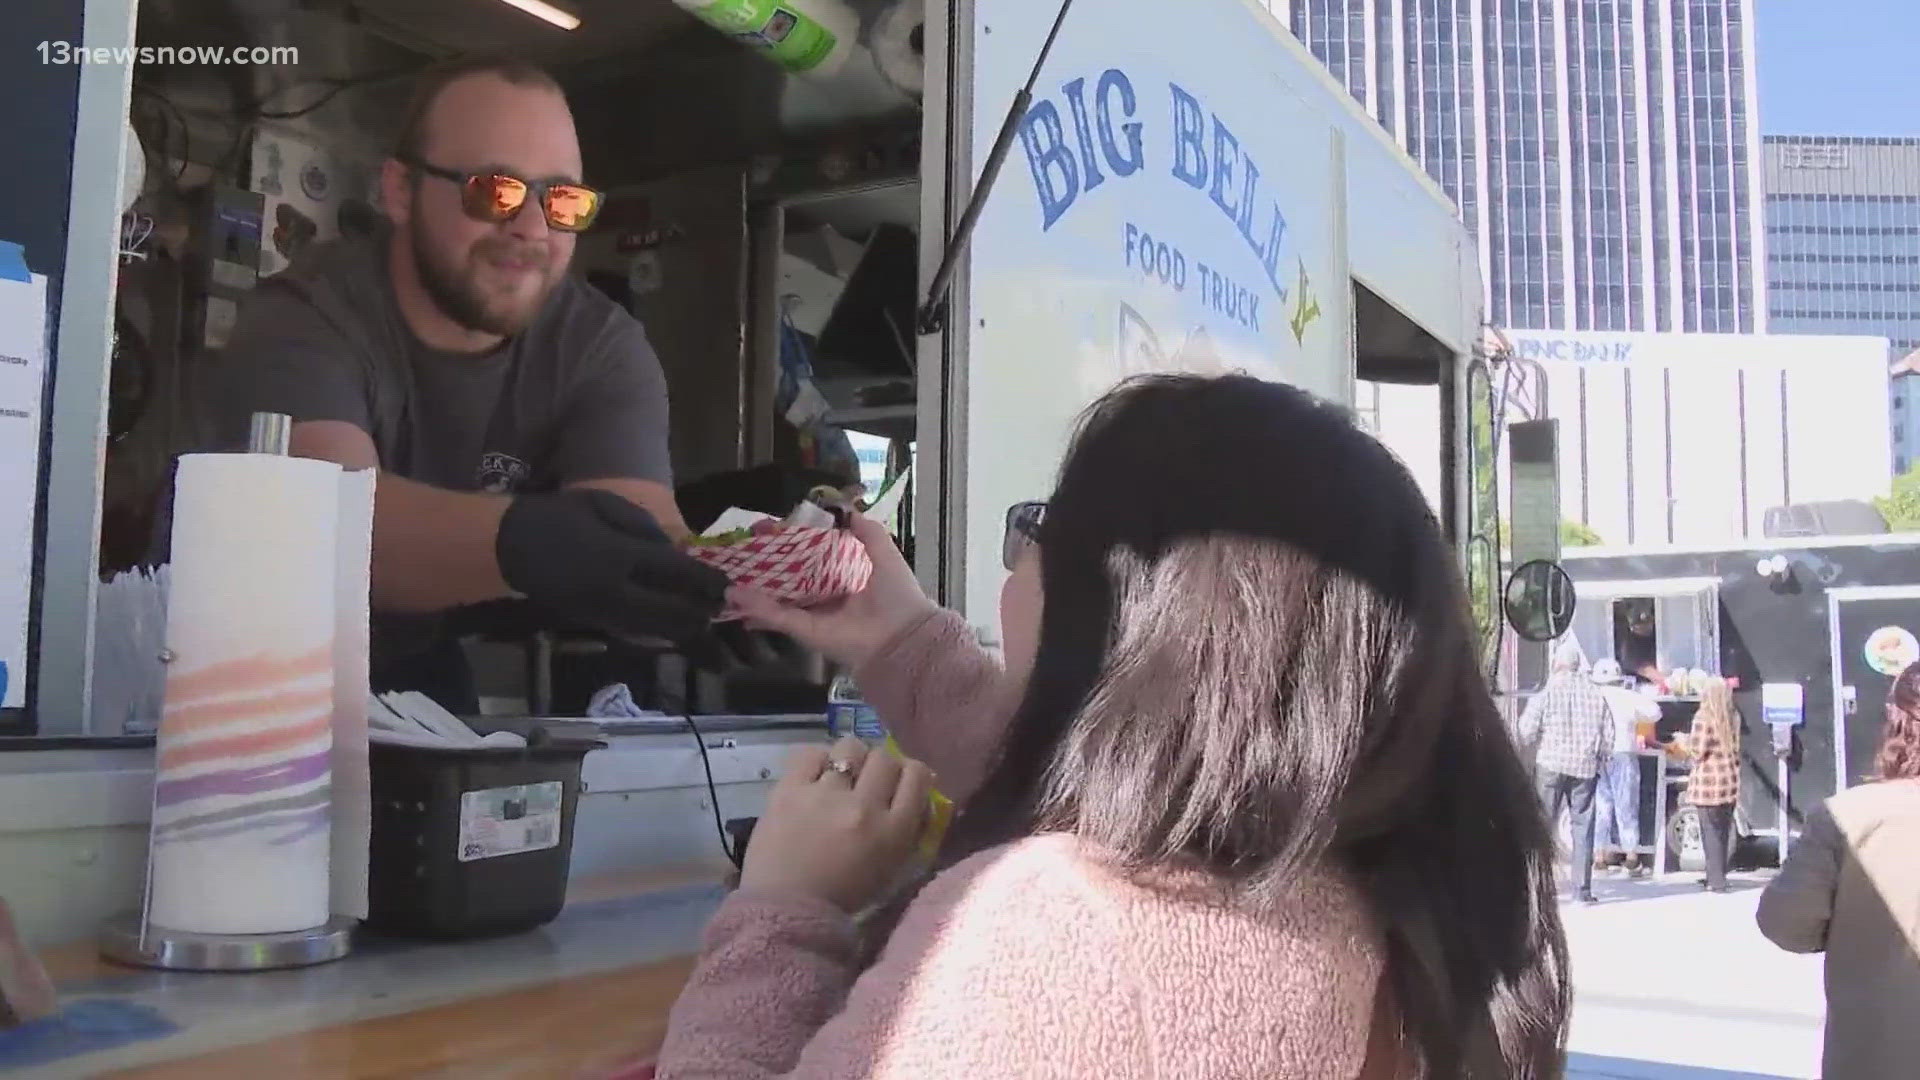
[0,0,1496,1066]
[1560,534,1920,869]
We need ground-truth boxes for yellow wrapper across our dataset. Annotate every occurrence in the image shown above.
[885,735,955,858]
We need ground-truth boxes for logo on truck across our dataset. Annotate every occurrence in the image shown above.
[1016,69,1321,344]
[1118,304,1221,375]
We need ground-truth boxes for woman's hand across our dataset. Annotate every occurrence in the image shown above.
[730,514,938,671]
[738,737,935,914]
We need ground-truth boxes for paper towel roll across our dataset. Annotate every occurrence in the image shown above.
[329,468,375,920]
[870,2,923,98]
[147,452,342,936]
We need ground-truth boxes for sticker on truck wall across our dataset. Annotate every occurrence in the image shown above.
[458,782,562,862]
[1864,626,1920,677]
[1118,304,1222,376]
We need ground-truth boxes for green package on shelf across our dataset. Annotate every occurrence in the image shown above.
[673,0,851,74]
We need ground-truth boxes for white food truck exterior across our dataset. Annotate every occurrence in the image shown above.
[917,0,1483,637]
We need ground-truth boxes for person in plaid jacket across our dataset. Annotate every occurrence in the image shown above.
[1517,641,1613,903]
[1674,677,1742,892]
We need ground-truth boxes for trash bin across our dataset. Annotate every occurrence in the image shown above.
[364,731,602,939]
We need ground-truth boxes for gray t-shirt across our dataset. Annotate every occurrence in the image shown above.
[199,230,674,690]
[210,230,671,494]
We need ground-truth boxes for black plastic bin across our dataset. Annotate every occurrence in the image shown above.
[365,733,602,940]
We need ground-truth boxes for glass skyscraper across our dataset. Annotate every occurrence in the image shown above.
[1275,0,1766,334]
[1765,136,1920,355]
[1765,136,1920,473]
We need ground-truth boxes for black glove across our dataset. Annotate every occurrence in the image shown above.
[496,489,731,643]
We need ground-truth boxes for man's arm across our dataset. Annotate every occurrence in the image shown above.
[211,272,520,613]
[217,280,698,617]
[291,421,514,612]
[569,477,689,539]
[1756,803,1843,953]
[1516,690,1547,748]
[1594,696,1615,770]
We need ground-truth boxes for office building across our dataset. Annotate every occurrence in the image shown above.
[1893,350,1920,475]
[1505,330,1891,546]
[1277,0,1766,335]
[1765,136,1920,355]
[1764,136,1920,472]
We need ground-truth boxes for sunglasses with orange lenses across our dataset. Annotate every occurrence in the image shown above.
[403,156,603,233]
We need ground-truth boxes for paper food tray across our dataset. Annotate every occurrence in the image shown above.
[686,526,873,619]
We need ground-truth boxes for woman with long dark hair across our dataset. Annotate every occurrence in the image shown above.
[653,374,1571,1078]
[1758,660,1920,1078]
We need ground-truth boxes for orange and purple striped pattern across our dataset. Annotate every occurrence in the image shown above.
[152,644,335,847]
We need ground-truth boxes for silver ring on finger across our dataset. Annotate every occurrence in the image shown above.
[824,757,856,780]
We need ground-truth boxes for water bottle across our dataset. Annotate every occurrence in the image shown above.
[826,673,886,743]
[825,675,956,870]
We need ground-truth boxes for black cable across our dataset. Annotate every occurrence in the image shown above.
[253,81,358,121]
[208,64,425,183]
[683,713,741,869]
[249,65,422,120]
[131,85,191,182]
[108,311,155,444]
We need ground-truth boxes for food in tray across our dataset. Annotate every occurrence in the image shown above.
[683,517,786,548]
[682,499,873,617]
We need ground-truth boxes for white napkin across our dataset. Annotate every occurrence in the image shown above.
[367,692,526,748]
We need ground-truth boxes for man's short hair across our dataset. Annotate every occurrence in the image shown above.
[392,55,566,162]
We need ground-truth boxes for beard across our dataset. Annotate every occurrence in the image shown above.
[408,214,561,338]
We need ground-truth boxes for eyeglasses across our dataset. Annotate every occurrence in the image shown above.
[1003,501,1046,570]
[401,156,604,233]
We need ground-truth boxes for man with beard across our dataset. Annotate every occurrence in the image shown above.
[202,56,728,710]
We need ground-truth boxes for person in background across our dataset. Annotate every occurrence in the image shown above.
[1518,641,1614,903]
[1590,658,1662,877]
[1616,601,1664,686]
[648,375,1571,1078]
[1672,677,1742,892]
[1756,660,1920,1078]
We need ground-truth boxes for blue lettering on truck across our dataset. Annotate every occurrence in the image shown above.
[1017,68,1296,317]
[1121,224,1262,331]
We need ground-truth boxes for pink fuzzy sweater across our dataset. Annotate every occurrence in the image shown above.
[652,611,1393,1079]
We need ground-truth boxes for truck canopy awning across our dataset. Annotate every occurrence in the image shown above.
[1573,576,1721,599]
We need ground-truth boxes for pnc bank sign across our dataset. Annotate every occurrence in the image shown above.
[1510,336,1636,364]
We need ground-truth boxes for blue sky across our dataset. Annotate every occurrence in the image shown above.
[1755,1,1920,137]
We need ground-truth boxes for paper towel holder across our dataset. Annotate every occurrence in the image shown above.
[97,409,358,972]
[99,912,355,972]
[249,411,291,455]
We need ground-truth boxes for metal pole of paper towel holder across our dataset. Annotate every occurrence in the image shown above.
[249,410,291,455]
[99,412,357,972]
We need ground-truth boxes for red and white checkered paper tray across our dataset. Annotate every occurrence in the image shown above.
[685,524,873,620]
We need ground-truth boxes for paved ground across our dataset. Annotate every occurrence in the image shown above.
[1559,869,1827,1079]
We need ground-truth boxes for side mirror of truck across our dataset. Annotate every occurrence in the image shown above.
[1503,560,1578,643]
